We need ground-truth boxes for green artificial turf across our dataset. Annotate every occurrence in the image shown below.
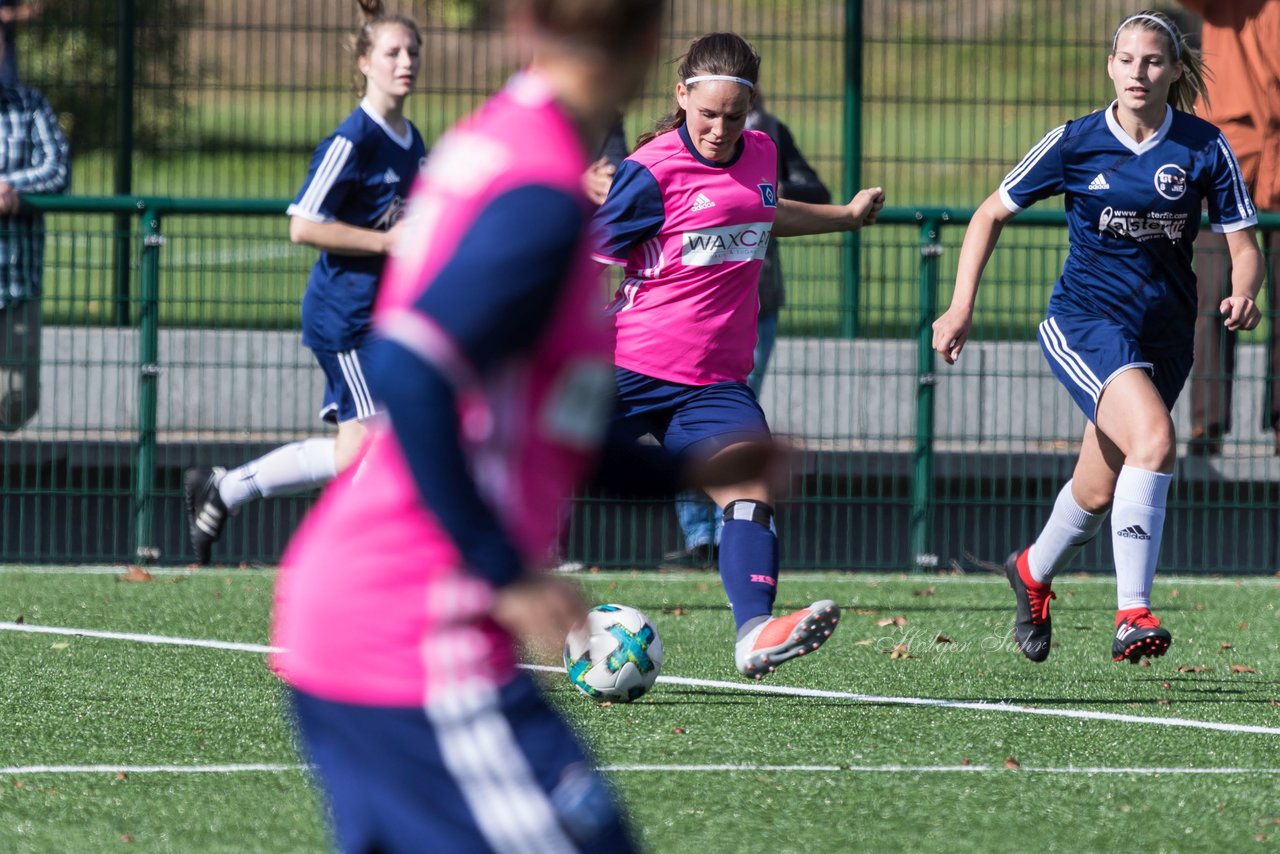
[1,569,1277,852]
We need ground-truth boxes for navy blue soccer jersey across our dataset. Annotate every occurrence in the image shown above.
[1000,103,1256,354]
[288,100,428,352]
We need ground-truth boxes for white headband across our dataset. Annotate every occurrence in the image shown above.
[1112,14,1181,60]
[683,74,755,90]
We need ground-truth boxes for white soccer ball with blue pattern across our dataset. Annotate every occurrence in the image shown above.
[564,604,663,703]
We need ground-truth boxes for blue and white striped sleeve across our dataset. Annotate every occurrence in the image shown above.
[1206,132,1258,233]
[286,133,359,223]
[589,159,664,265]
[3,92,69,193]
[998,124,1067,213]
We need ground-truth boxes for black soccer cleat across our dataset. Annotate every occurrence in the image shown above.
[1112,610,1172,664]
[1006,548,1055,663]
[184,466,228,565]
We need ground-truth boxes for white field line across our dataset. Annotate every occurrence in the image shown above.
[527,664,1280,736]
[4,622,1277,737]
[0,764,302,775]
[1,566,1276,588]
[0,566,266,576]
[0,622,279,654]
[3,762,1279,777]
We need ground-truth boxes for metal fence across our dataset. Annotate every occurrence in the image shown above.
[2,1,1276,571]
[5,197,1276,572]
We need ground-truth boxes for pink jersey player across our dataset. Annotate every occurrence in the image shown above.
[594,127,779,385]
[266,3,673,839]
[591,32,884,683]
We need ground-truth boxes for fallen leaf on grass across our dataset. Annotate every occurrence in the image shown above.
[662,607,689,616]
[1220,643,1233,650]
[885,643,912,659]
[1231,665,1258,674]
[1139,659,1151,667]
[1161,681,1172,689]
[672,727,686,735]
[853,639,875,646]
[120,835,134,843]
[118,565,152,583]
[1156,698,1171,705]
[875,616,908,627]
[960,758,972,766]
[1270,700,1280,708]
[1004,757,1020,770]
[934,634,953,644]
[1169,589,1179,599]
[1175,665,1212,673]
[1239,623,1249,631]
[115,772,127,780]
[912,587,935,597]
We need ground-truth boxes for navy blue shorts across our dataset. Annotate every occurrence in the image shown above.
[311,343,380,424]
[1037,313,1192,423]
[289,674,635,854]
[612,367,770,458]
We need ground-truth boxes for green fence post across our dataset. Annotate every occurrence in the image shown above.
[113,0,136,327]
[910,212,944,569]
[133,203,162,563]
[840,0,864,338]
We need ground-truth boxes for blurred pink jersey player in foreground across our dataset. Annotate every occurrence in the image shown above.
[270,1,676,851]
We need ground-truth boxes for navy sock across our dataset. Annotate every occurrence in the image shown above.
[717,508,778,631]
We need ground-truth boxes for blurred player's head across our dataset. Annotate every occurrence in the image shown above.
[1107,10,1207,114]
[641,32,761,162]
[510,0,665,138]
[351,0,422,101]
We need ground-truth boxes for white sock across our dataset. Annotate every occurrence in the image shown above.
[1111,465,1173,611]
[1027,480,1109,584]
[218,438,337,511]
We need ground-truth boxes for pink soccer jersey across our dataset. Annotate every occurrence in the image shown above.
[270,72,614,706]
[592,126,779,385]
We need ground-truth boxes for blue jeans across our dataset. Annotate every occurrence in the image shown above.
[676,312,778,549]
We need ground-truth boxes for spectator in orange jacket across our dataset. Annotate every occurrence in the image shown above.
[1178,0,1280,456]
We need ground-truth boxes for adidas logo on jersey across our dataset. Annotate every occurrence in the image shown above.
[1088,173,1110,191]
[691,192,716,212]
[1116,524,1151,540]
[383,168,401,184]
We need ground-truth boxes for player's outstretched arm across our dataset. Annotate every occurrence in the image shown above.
[1220,227,1263,331]
[932,191,1016,365]
[774,186,884,237]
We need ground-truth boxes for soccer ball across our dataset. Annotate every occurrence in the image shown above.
[564,604,663,703]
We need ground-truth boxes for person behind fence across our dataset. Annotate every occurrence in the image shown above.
[270,1,674,849]
[0,0,41,87]
[667,93,832,569]
[931,11,1262,665]
[0,41,69,433]
[183,0,426,565]
[1174,0,1280,457]
[591,31,885,680]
